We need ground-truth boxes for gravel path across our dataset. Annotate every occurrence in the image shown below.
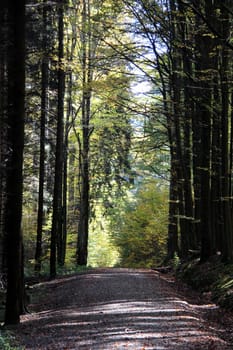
[14,268,232,349]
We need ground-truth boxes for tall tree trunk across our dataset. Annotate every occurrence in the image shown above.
[77,0,92,266]
[50,1,65,276]
[167,154,179,260]
[0,2,8,273]
[35,0,49,273]
[219,3,233,262]
[4,0,25,325]
[59,9,78,266]
[178,0,196,250]
[169,0,190,258]
[211,72,222,254]
[197,0,214,262]
[60,101,70,266]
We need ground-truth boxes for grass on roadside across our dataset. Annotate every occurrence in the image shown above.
[0,329,23,350]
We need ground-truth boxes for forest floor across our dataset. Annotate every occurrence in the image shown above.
[10,268,233,349]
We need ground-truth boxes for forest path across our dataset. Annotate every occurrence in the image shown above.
[14,268,232,349]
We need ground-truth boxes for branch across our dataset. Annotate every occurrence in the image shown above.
[179,0,233,51]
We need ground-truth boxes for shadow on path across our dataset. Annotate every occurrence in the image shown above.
[15,269,230,349]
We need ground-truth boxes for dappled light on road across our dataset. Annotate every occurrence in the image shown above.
[16,269,230,349]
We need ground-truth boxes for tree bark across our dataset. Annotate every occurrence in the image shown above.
[50,1,65,277]
[196,0,214,262]
[35,0,49,273]
[77,0,92,266]
[0,2,8,273]
[219,2,233,261]
[4,0,25,325]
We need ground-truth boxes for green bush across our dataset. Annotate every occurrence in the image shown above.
[178,258,233,310]
[0,331,22,350]
[110,180,168,268]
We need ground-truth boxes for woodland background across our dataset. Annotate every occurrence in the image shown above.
[1,0,233,325]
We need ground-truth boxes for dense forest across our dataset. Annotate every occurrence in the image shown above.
[0,0,233,325]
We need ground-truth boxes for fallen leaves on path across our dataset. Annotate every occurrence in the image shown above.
[12,268,233,349]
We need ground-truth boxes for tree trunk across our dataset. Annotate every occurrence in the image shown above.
[35,0,49,273]
[0,2,8,273]
[169,0,190,258]
[167,155,179,260]
[219,3,233,262]
[4,0,25,325]
[196,1,214,262]
[77,0,92,266]
[50,1,65,276]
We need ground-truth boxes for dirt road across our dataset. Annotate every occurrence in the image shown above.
[14,268,232,349]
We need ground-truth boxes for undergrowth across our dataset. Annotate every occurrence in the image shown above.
[0,330,23,350]
[25,262,92,280]
[176,256,233,310]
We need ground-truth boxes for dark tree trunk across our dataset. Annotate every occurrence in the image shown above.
[169,0,191,258]
[50,2,65,277]
[61,139,68,266]
[60,102,70,266]
[178,0,196,250]
[211,75,222,254]
[35,0,49,273]
[167,155,179,260]
[196,1,214,262]
[77,0,92,266]
[219,3,233,262]
[0,2,8,273]
[4,0,25,325]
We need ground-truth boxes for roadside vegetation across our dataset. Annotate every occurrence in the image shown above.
[176,258,233,311]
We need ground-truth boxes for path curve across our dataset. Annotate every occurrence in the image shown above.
[14,268,231,349]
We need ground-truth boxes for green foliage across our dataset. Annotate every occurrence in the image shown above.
[57,264,91,276]
[178,258,233,310]
[0,331,22,350]
[110,180,168,268]
[171,252,180,270]
[177,259,222,291]
[88,207,120,267]
[22,207,52,275]
[211,266,233,310]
